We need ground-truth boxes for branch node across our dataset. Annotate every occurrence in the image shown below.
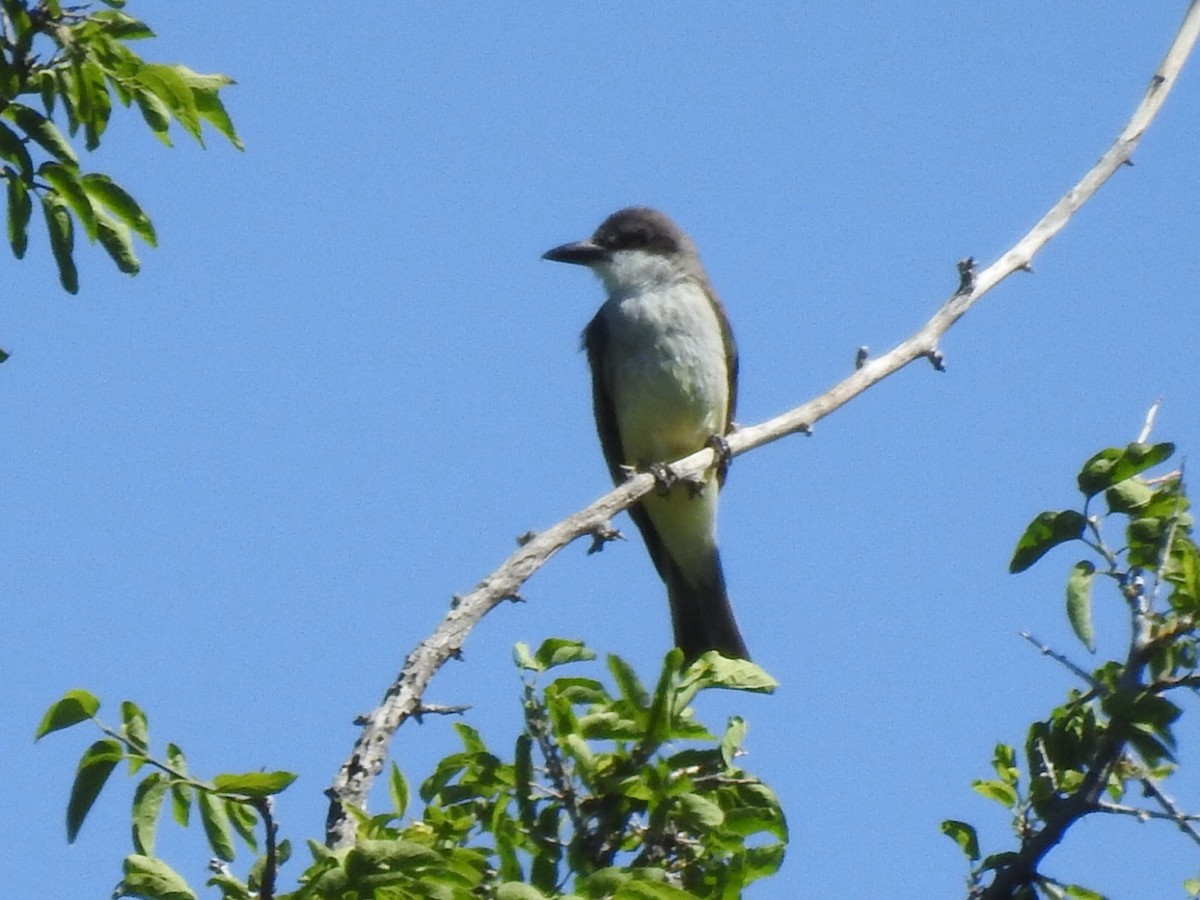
[449,593,463,610]
[855,346,869,370]
[587,521,624,555]
[795,423,813,437]
[647,461,678,495]
[1123,157,1136,167]
[503,592,525,604]
[1018,262,1035,274]
[413,702,470,723]
[955,256,976,295]
[924,349,947,372]
[516,530,536,546]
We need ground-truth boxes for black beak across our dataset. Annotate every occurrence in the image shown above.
[542,240,608,266]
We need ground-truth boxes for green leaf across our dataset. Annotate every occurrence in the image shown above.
[166,743,190,825]
[5,169,31,258]
[134,89,173,146]
[496,884,551,900]
[198,788,236,861]
[1009,510,1086,573]
[1062,884,1107,899]
[39,69,57,118]
[940,819,981,861]
[1105,479,1154,514]
[534,638,595,670]
[684,652,779,695]
[121,700,149,752]
[1077,443,1175,497]
[68,739,124,841]
[971,779,1018,808]
[2,103,79,164]
[41,195,78,294]
[35,689,99,739]
[82,173,156,244]
[0,123,34,179]
[991,743,1018,785]
[226,797,259,852]
[137,64,201,143]
[388,762,409,818]
[192,82,243,150]
[675,792,725,828]
[1066,560,1097,652]
[120,854,197,900]
[211,770,297,798]
[131,772,168,854]
[40,162,98,240]
[612,881,695,899]
[720,716,748,768]
[609,653,650,708]
[90,9,155,40]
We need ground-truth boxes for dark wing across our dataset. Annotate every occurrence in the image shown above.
[582,311,627,485]
[712,289,738,433]
[582,310,674,583]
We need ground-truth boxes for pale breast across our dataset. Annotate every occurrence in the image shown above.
[601,283,729,466]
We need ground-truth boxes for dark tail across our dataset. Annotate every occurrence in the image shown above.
[665,547,750,662]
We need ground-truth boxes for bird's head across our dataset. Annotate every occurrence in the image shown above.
[542,207,703,295]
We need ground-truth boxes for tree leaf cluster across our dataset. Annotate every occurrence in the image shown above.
[39,645,784,899]
[0,0,239,314]
[36,689,295,900]
[948,441,1200,898]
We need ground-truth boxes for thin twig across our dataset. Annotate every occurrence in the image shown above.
[325,0,1200,849]
[1096,800,1200,826]
[1140,777,1200,845]
[1137,399,1162,444]
[1020,631,1105,691]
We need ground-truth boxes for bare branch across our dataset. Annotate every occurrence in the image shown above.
[1138,399,1163,444]
[1140,776,1200,845]
[1020,631,1105,692]
[325,0,1200,849]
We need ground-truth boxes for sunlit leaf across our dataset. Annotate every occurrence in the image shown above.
[940,819,981,861]
[120,854,197,900]
[1078,443,1174,497]
[0,123,34,179]
[211,770,297,798]
[132,772,168,855]
[35,689,100,739]
[68,739,124,841]
[198,788,235,861]
[1010,510,1086,573]
[1066,561,1096,652]
[3,102,79,164]
[972,779,1018,808]
[41,195,78,293]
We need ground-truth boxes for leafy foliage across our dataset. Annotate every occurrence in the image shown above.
[0,0,239,322]
[37,690,295,898]
[947,441,1200,899]
[41,645,783,899]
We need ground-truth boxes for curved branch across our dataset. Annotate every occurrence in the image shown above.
[325,0,1200,849]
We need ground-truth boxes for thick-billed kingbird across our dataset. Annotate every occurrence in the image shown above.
[542,207,749,661]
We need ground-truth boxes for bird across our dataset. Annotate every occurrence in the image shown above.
[542,207,749,661]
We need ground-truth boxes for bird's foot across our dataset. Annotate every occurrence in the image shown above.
[707,433,732,482]
[647,461,679,496]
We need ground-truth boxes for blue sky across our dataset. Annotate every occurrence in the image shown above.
[5,4,1200,897]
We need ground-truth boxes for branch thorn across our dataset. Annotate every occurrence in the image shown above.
[955,257,976,295]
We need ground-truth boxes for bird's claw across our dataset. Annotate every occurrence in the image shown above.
[707,433,732,483]
[647,461,678,495]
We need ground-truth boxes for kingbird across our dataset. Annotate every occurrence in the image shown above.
[543,207,749,661]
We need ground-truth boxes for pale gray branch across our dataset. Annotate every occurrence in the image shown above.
[325,1,1200,849]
